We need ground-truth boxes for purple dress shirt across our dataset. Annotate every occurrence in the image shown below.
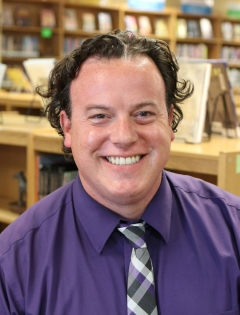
[0,170,240,315]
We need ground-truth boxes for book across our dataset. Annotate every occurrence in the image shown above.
[23,58,56,88]
[154,18,168,37]
[63,38,84,55]
[176,62,212,143]
[35,155,77,201]
[124,15,138,33]
[187,19,201,38]
[176,43,208,59]
[98,12,112,32]
[81,12,96,31]
[2,5,14,26]
[6,68,33,92]
[64,8,78,31]
[15,6,31,26]
[228,68,240,89]
[1,35,39,58]
[199,18,213,39]
[181,59,240,138]
[22,36,39,56]
[221,21,233,41]
[221,46,240,64]
[62,170,78,186]
[40,8,56,28]
[176,18,187,38]
[138,15,152,35]
[0,64,7,88]
[205,60,240,138]
[233,24,240,41]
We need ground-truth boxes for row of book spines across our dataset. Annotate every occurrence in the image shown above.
[221,22,240,41]
[176,18,240,40]
[2,6,57,28]
[65,12,168,36]
[35,155,78,201]
[229,68,240,89]
[2,5,114,32]
[221,46,240,64]
[124,15,168,36]
[2,35,40,58]
[176,44,208,59]
[2,34,81,57]
[63,38,84,55]
[176,18,213,39]
[64,10,113,32]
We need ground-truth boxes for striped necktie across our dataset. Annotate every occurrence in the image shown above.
[118,222,158,315]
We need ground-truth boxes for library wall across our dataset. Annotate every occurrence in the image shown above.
[79,0,231,14]
[0,0,2,63]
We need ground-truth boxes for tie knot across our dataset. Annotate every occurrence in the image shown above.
[118,222,146,249]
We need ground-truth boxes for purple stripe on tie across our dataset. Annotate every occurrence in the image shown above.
[130,271,153,292]
[134,237,145,248]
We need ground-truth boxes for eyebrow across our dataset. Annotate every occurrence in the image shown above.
[84,101,158,112]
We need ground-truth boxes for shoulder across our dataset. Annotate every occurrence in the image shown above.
[164,170,240,211]
[0,180,74,258]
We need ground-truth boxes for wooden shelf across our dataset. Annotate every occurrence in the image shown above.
[0,210,19,225]
[0,91,42,111]
[176,37,220,44]
[7,0,60,3]
[0,198,20,224]
[1,0,240,76]
[0,3,217,62]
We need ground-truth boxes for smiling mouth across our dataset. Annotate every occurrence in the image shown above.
[105,155,143,165]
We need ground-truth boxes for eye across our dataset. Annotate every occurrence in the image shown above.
[88,112,112,125]
[91,114,106,119]
[138,111,153,117]
[134,110,156,124]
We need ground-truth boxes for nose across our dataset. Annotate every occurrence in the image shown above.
[109,116,138,147]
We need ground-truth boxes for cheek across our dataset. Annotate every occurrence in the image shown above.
[87,130,102,145]
[72,126,106,153]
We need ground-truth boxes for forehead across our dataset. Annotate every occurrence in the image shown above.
[70,55,166,106]
[75,54,163,82]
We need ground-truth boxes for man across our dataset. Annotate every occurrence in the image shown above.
[0,30,240,315]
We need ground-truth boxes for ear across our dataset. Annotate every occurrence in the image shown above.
[60,110,72,148]
[168,105,175,142]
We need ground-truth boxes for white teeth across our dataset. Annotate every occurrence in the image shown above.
[106,155,141,165]
[119,157,125,165]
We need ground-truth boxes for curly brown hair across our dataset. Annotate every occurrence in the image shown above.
[36,29,193,156]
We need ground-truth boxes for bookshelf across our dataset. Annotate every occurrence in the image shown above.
[0,113,50,229]
[174,12,221,59]
[1,0,63,66]
[62,2,121,54]
[0,0,2,63]
[0,1,239,70]
[0,90,42,112]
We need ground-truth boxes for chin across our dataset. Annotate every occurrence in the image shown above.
[107,185,145,202]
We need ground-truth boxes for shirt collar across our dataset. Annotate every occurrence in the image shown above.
[142,170,172,243]
[73,178,121,254]
[73,170,172,253]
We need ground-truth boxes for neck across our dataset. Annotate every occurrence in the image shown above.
[81,182,160,221]
[79,173,162,220]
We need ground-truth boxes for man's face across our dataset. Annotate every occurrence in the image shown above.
[60,55,174,217]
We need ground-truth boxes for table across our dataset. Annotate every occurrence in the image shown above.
[168,136,240,196]
[0,90,42,111]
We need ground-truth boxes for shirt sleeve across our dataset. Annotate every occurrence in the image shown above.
[0,266,11,315]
